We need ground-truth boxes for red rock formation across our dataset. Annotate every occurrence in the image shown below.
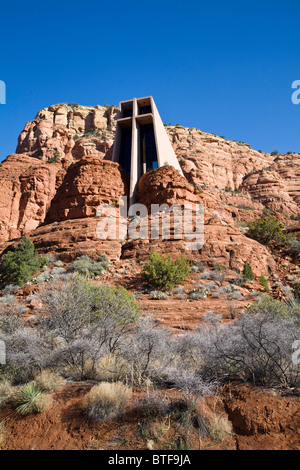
[0,103,299,271]
[45,156,129,223]
[0,154,63,242]
[241,170,299,217]
[16,103,117,162]
[121,166,276,276]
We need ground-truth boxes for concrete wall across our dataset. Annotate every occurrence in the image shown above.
[113,96,184,206]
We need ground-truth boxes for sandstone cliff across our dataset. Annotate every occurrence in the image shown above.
[0,103,299,276]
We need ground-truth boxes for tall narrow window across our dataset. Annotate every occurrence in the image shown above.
[140,124,158,174]
[119,127,132,174]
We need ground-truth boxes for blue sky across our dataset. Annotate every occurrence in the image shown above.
[0,0,300,161]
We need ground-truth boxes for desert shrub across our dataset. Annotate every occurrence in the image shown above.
[247,294,300,318]
[142,251,190,291]
[51,267,67,277]
[259,274,270,292]
[44,254,57,264]
[286,238,300,255]
[242,262,254,281]
[47,151,60,164]
[94,354,128,382]
[72,255,108,278]
[2,328,49,384]
[15,383,44,415]
[2,285,18,296]
[188,288,210,300]
[34,393,53,413]
[175,293,186,300]
[0,380,15,406]
[170,398,212,439]
[0,298,25,334]
[247,216,286,246]
[149,291,169,300]
[83,382,132,422]
[164,368,215,399]
[87,283,140,326]
[36,270,51,283]
[203,311,223,325]
[210,416,233,443]
[133,391,171,418]
[121,317,173,384]
[193,313,300,387]
[172,286,184,295]
[39,279,139,380]
[0,237,47,286]
[34,370,65,392]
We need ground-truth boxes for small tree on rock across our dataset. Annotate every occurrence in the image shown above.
[0,237,46,286]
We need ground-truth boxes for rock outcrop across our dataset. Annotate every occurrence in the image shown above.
[16,103,117,162]
[122,167,276,276]
[0,154,63,242]
[0,103,299,273]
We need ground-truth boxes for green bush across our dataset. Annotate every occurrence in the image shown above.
[142,251,190,291]
[242,263,254,281]
[0,237,47,286]
[247,294,300,318]
[72,255,109,278]
[16,383,43,415]
[87,284,140,325]
[247,216,287,246]
[259,274,270,293]
[47,151,60,163]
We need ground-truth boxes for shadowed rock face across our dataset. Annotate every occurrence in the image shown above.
[45,157,129,223]
[0,103,299,271]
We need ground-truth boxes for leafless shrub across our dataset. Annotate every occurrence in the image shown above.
[1,285,18,296]
[193,313,300,387]
[121,317,174,385]
[3,328,49,384]
[133,391,171,418]
[203,311,223,325]
[0,298,25,334]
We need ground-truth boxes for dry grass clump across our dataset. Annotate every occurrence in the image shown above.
[0,380,15,406]
[34,393,54,413]
[83,381,132,422]
[34,369,66,392]
[210,416,233,443]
